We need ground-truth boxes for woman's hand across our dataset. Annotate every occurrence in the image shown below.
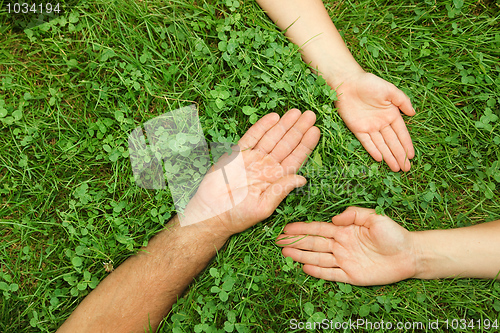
[276,206,417,286]
[333,72,416,172]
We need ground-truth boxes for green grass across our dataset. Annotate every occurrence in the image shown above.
[1,0,499,331]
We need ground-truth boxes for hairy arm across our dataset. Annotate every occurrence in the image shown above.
[57,110,320,332]
[57,217,229,333]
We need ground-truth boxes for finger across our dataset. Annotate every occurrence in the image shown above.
[238,112,280,149]
[281,221,337,238]
[370,131,400,172]
[354,132,382,162]
[391,116,415,160]
[380,125,411,172]
[282,247,338,268]
[259,174,307,217]
[331,206,377,227]
[388,84,415,117]
[269,110,316,163]
[302,265,350,283]
[254,109,302,154]
[280,126,321,174]
[276,234,333,252]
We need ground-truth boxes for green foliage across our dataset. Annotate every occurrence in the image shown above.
[0,0,499,332]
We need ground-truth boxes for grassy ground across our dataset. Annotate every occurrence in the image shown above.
[1,0,499,331]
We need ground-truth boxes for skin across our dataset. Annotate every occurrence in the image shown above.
[276,206,500,286]
[256,0,415,171]
[56,109,320,333]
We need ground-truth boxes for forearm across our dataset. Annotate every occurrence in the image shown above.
[412,219,500,280]
[256,0,363,87]
[57,216,229,333]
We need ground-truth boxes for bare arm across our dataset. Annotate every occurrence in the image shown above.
[256,0,362,87]
[277,207,500,286]
[256,0,416,172]
[414,219,500,280]
[57,216,228,333]
[57,110,320,332]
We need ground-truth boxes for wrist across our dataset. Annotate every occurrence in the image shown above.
[321,61,365,91]
[410,231,428,279]
[189,215,234,245]
[178,198,237,241]
[411,230,450,280]
[324,69,366,101]
[292,19,364,88]
[157,215,231,251]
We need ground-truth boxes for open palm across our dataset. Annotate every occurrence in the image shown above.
[333,73,415,172]
[183,109,320,236]
[277,206,417,286]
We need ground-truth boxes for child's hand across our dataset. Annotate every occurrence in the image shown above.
[276,206,417,286]
[332,72,415,172]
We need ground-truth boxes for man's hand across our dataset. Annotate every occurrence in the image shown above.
[276,206,417,286]
[184,109,321,237]
[333,72,415,172]
[57,111,320,333]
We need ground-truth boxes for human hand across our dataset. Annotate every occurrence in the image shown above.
[184,109,320,238]
[276,206,417,286]
[331,72,415,172]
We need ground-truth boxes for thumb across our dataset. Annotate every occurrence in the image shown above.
[260,175,307,217]
[331,206,378,227]
[388,84,415,117]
